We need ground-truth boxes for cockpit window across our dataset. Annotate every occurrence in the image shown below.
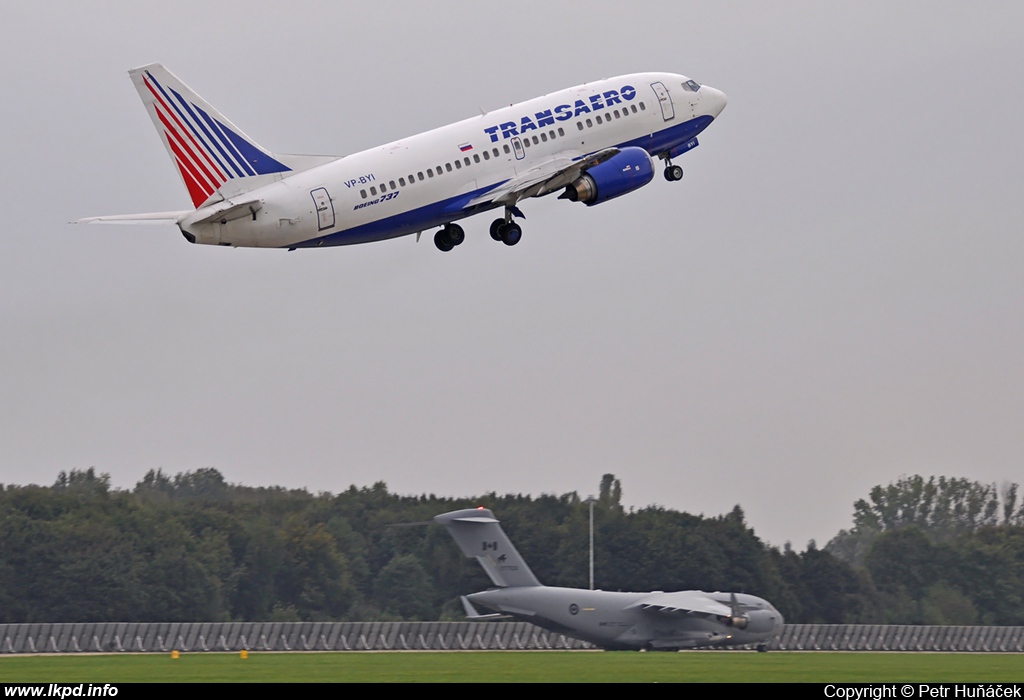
[683,79,701,92]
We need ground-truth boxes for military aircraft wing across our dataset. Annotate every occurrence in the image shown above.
[632,591,733,617]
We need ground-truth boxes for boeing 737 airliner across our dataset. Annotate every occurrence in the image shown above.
[80,64,727,252]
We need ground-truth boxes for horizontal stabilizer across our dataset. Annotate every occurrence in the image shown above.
[75,211,188,225]
[461,596,509,620]
[185,199,263,226]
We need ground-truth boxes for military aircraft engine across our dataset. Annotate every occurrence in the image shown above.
[560,146,655,206]
[724,614,749,629]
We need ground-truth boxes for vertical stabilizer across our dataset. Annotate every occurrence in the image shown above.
[129,63,293,208]
[434,508,542,588]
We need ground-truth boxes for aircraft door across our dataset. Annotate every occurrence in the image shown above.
[310,187,335,230]
[511,137,525,160]
[651,81,675,121]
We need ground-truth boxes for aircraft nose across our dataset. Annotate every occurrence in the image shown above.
[704,86,728,118]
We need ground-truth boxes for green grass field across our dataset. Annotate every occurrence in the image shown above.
[1,652,1023,683]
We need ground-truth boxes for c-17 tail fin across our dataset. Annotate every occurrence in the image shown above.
[434,508,541,588]
[128,63,337,209]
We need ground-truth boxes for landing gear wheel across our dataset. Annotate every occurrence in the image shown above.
[756,643,768,653]
[490,218,505,241]
[664,165,684,181]
[501,222,522,246]
[445,223,465,246]
[434,230,454,252]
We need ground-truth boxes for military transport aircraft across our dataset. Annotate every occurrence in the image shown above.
[78,64,727,251]
[435,507,784,651]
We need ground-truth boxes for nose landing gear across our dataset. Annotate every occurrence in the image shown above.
[664,164,683,182]
[660,152,684,182]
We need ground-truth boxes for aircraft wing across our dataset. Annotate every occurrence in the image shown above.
[466,147,620,207]
[632,591,733,617]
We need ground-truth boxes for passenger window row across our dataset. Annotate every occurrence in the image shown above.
[521,126,567,149]
[577,102,644,131]
[358,124,574,200]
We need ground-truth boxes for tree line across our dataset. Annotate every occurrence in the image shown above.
[1,470,1021,625]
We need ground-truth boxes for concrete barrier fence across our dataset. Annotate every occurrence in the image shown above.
[1,622,1021,653]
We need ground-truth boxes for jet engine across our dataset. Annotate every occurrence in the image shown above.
[560,147,655,206]
[723,614,749,629]
[721,592,750,629]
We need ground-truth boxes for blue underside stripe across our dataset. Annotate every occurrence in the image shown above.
[284,115,715,249]
[289,181,507,248]
[617,114,714,155]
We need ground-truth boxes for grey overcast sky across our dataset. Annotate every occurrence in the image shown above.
[2,1,1022,548]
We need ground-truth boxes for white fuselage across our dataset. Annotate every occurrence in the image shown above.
[179,73,726,249]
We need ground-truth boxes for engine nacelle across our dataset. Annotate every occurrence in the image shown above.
[724,615,749,629]
[560,147,655,206]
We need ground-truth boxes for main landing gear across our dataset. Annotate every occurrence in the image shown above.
[434,207,524,252]
[433,223,465,252]
[489,205,524,246]
[489,218,522,246]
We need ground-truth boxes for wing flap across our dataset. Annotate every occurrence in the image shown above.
[634,591,732,617]
[466,148,620,208]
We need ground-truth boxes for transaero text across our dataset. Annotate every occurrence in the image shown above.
[483,86,637,142]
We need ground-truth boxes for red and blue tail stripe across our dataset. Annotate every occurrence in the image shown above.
[142,70,289,207]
